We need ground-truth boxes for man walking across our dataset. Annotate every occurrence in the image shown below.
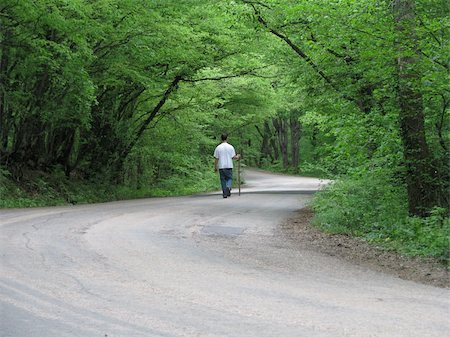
[214,133,240,198]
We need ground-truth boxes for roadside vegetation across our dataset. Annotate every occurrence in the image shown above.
[1,1,448,263]
[0,165,217,208]
[312,171,449,265]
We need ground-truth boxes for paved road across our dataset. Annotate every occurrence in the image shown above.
[0,170,448,337]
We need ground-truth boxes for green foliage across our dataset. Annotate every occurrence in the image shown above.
[148,169,217,198]
[312,171,449,263]
[1,0,448,263]
[1,0,271,177]
[238,0,449,261]
[395,208,449,262]
[313,169,408,235]
[0,164,218,208]
[0,168,76,208]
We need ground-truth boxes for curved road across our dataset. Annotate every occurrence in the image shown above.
[0,170,448,337]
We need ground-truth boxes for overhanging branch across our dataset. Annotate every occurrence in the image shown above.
[246,2,355,102]
[181,66,268,82]
[248,4,337,89]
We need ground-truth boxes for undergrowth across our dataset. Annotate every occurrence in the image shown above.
[312,170,450,265]
[260,160,331,179]
[0,166,218,208]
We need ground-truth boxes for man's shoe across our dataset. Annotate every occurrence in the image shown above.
[226,187,231,197]
[223,195,227,198]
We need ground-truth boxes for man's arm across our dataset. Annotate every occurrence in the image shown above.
[232,154,240,160]
[214,157,219,172]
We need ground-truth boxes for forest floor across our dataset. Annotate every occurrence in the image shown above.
[281,208,449,289]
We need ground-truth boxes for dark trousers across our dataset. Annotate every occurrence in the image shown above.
[219,168,233,197]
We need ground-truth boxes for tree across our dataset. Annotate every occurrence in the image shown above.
[0,0,94,176]
[393,0,443,216]
[0,0,274,180]
[242,0,448,215]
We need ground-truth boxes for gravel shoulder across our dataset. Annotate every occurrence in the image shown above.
[281,208,449,289]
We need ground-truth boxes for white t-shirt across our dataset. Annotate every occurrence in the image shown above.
[214,142,236,169]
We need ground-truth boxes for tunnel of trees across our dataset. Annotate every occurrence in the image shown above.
[0,1,448,259]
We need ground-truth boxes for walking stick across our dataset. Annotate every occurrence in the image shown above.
[238,131,242,196]
[238,154,241,196]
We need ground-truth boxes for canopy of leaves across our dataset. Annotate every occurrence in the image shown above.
[1,0,448,224]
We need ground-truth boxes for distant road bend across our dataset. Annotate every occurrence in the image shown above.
[0,169,449,337]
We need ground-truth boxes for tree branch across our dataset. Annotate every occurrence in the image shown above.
[348,27,447,69]
[181,67,267,82]
[247,3,348,97]
[419,50,448,70]
[417,15,442,46]
[241,1,272,9]
[124,75,182,156]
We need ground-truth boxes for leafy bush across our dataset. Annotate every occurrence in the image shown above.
[312,169,407,235]
[312,170,449,263]
[395,208,449,261]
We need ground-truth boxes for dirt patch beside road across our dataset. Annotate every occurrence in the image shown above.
[281,208,449,288]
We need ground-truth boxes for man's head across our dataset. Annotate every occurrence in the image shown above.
[221,133,228,142]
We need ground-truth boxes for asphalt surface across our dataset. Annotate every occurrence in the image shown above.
[1,169,449,337]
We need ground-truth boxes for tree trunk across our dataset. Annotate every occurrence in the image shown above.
[273,117,289,169]
[0,31,9,160]
[265,121,278,161]
[393,0,436,216]
[311,125,319,161]
[255,125,273,164]
[290,113,301,170]
[61,130,75,177]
